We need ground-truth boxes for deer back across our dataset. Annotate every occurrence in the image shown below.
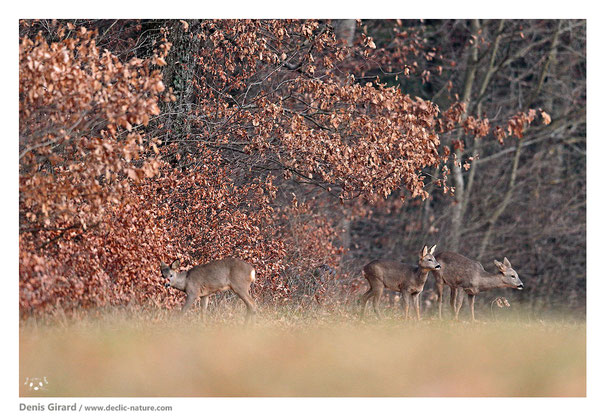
[434,251,485,287]
[187,258,255,294]
[364,260,417,291]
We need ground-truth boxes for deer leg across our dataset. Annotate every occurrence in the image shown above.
[413,292,421,320]
[230,283,257,324]
[371,286,384,319]
[435,281,444,320]
[238,290,257,324]
[200,295,209,321]
[468,294,476,322]
[454,290,465,321]
[359,287,373,318]
[181,292,197,314]
[243,295,257,325]
[401,292,410,320]
[449,286,457,317]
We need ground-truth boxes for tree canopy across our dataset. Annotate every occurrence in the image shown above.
[19,19,585,316]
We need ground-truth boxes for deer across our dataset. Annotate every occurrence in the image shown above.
[160,258,257,323]
[360,244,441,320]
[431,252,523,321]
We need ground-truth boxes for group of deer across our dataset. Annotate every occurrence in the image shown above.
[159,246,523,323]
[359,245,523,321]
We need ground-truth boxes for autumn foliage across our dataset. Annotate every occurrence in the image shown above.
[19,19,567,317]
[19,22,173,314]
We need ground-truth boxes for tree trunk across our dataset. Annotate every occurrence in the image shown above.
[162,19,201,148]
[449,19,480,252]
[478,21,562,259]
[339,206,352,268]
[334,20,356,47]
[462,20,505,227]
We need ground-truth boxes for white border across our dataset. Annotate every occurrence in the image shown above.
[4,2,602,416]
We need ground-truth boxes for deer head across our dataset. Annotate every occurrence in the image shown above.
[160,259,186,291]
[494,257,523,290]
[418,244,441,271]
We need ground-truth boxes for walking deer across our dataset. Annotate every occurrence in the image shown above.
[360,245,441,320]
[431,252,523,321]
[160,258,257,322]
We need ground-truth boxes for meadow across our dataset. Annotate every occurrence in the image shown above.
[18,18,586,401]
[19,304,586,397]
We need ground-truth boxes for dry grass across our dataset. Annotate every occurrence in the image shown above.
[19,304,586,397]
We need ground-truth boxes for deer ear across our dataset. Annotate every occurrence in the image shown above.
[421,246,428,257]
[170,259,181,270]
[494,259,507,272]
[503,257,512,268]
[429,244,437,255]
[160,261,170,277]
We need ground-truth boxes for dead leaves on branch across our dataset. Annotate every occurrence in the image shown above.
[19,23,173,233]
[273,81,441,202]
[494,109,552,144]
[185,20,443,203]
[437,101,551,149]
[19,21,176,315]
[18,20,557,317]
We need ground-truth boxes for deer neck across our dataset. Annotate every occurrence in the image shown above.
[413,266,431,286]
[171,271,188,291]
[476,270,507,292]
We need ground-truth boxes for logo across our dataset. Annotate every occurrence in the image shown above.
[24,377,49,392]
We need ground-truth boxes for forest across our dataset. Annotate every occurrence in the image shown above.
[19,19,586,318]
[17,18,588,399]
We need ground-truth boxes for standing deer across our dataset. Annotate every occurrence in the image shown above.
[160,258,257,322]
[360,244,441,320]
[431,252,523,321]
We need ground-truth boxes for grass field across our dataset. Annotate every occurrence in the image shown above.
[19,305,586,397]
